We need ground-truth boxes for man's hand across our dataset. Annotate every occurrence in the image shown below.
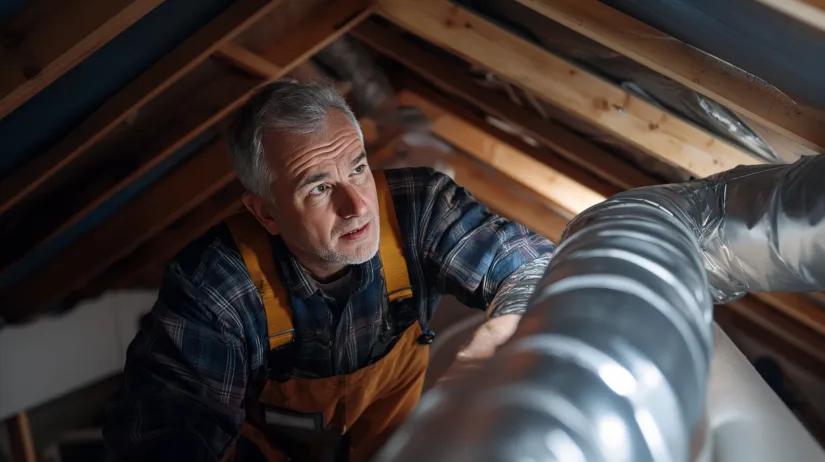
[456,314,522,360]
[437,314,522,385]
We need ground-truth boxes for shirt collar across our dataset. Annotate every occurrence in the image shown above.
[271,235,379,299]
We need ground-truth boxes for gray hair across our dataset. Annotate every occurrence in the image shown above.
[228,80,362,197]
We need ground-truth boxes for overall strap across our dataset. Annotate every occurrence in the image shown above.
[374,171,412,303]
[375,172,433,344]
[227,214,295,349]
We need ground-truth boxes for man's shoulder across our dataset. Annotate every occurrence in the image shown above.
[166,222,247,291]
[383,166,455,198]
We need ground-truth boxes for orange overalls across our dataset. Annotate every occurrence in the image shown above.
[224,172,430,462]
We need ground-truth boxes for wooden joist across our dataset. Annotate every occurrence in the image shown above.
[350,19,657,191]
[216,42,283,78]
[0,0,162,119]
[0,0,279,218]
[2,0,376,277]
[79,181,245,297]
[718,296,825,380]
[2,137,235,321]
[513,0,825,151]
[0,60,261,271]
[449,154,568,242]
[3,0,376,318]
[217,0,374,81]
[399,89,607,218]
[754,292,825,338]
[5,411,36,462]
[377,0,761,180]
[754,0,825,33]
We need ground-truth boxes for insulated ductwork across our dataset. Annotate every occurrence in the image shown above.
[377,154,825,462]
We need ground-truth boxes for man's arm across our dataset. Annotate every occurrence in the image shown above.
[456,256,551,359]
[410,168,555,357]
[104,252,261,461]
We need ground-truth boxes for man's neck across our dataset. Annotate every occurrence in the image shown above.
[308,264,350,284]
[284,242,348,283]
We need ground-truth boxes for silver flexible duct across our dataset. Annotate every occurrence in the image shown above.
[376,154,824,462]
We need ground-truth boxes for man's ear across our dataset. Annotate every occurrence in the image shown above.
[242,191,280,235]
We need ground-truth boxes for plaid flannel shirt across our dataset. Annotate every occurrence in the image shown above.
[104,167,555,461]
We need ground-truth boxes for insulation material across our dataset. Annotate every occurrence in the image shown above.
[315,37,395,115]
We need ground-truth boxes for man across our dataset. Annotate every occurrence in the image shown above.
[104,81,554,461]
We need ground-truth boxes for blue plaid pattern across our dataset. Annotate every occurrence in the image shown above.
[104,167,555,461]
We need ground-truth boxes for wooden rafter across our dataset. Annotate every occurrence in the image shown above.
[1,0,376,273]
[3,0,377,320]
[216,42,283,79]
[350,19,658,191]
[0,0,162,119]
[399,89,607,218]
[2,137,235,321]
[217,0,374,82]
[402,84,825,379]
[754,0,825,33]
[0,60,261,271]
[0,0,280,218]
[513,0,825,151]
[79,181,245,297]
[5,411,36,462]
[377,0,761,180]
[449,154,567,242]
[754,292,825,338]
[718,296,825,379]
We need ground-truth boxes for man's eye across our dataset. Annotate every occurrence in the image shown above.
[353,164,367,174]
[309,184,330,196]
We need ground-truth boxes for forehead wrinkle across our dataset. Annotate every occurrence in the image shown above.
[286,135,351,173]
[287,135,362,182]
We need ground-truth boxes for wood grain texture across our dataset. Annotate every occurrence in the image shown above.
[378,0,761,179]
[0,0,163,118]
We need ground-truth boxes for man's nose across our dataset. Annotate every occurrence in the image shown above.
[335,184,368,219]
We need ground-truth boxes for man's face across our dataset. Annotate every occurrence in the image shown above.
[254,110,379,279]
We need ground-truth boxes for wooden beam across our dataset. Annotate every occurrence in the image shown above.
[753,292,825,338]
[5,411,36,462]
[377,0,761,179]
[513,0,825,151]
[217,0,374,80]
[399,89,606,217]
[216,42,283,78]
[0,0,162,118]
[724,296,825,365]
[754,0,825,33]
[0,0,279,218]
[717,297,825,380]
[351,19,657,191]
[254,0,374,74]
[2,1,376,276]
[0,60,261,271]
[79,181,245,297]
[401,77,623,198]
[449,153,567,242]
[2,137,235,321]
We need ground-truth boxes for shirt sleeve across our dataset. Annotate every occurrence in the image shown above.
[413,168,556,316]
[104,258,256,461]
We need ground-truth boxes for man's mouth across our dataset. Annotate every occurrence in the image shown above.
[340,222,370,241]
